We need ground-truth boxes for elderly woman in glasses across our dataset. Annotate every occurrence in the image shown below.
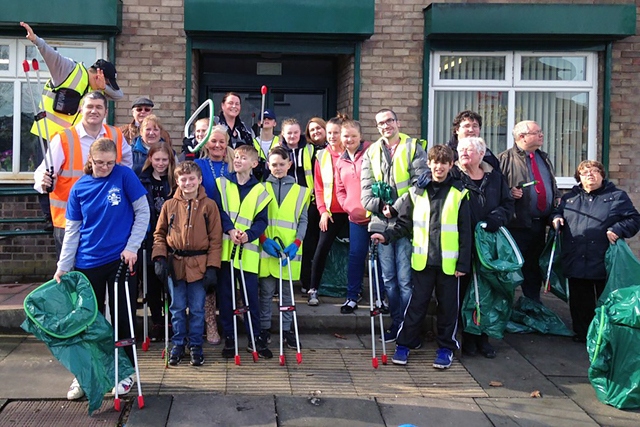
[552,160,640,342]
[452,137,514,358]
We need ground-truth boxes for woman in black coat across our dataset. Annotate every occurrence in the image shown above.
[552,160,640,342]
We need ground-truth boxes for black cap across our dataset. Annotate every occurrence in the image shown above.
[91,59,119,91]
[132,97,154,108]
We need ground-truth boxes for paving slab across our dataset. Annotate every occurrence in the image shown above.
[276,395,384,427]
[0,333,24,360]
[476,397,599,426]
[378,397,492,427]
[551,376,640,427]
[167,394,276,427]
[126,395,173,427]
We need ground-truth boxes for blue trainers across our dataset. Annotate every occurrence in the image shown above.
[433,347,453,369]
[392,345,410,365]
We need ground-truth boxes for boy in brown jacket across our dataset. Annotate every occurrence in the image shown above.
[153,161,222,366]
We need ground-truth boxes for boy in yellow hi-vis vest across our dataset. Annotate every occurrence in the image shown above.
[212,145,273,359]
[258,146,311,351]
[371,145,472,369]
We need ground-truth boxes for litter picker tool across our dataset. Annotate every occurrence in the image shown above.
[275,237,302,366]
[472,263,481,326]
[161,277,171,368]
[184,99,214,154]
[259,85,267,142]
[368,241,387,368]
[236,244,259,362]
[141,248,150,351]
[516,180,538,189]
[544,228,560,294]
[114,262,144,411]
[23,59,54,192]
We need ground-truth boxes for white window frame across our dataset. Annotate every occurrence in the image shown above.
[429,51,598,189]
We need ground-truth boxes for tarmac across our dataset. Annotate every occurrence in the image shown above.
[1,282,639,426]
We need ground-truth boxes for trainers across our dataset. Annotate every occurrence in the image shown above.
[222,336,235,358]
[169,345,185,366]
[67,378,85,400]
[190,346,205,366]
[260,329,272,344]
[340,299,358,314]
[307,289,319,306]
[381,329,397,343]
[283,330,299,349]
[112,375,135,396]
[392,345,410,365]
[256,335,273,359]
[433,347,453,369]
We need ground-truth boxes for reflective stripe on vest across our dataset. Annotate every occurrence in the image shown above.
[259,183,310,279]
[30,63,89,138]
[317,149,334,212]
[216,177,272,273]
[49,124,124,228]
[369,133,417,197]
[253,136,279,161]
[409,186,468,275]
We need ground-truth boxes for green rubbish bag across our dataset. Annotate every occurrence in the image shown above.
[319,238,349,297]
[588,286,640,409]
[21,272,134,415]
[506,296,573,336]
[598,240,640,306]
[539,228,569,303]
[461,225,524,339]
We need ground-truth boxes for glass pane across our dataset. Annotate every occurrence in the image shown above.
[521,56,587,81]
[439,55,506,80]
[0,83,13,172]
[516,91,589,177]
[433,90,509,155]
[21,82,45,172]
[25,45,97,72]
[0,45,9,71]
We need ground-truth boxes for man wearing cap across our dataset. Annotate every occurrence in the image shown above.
[21,22,123,138]
[120,97,172,145]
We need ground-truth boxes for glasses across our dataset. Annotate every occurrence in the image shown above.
[92,160,116,167]
[524,130,544,136]
[134,107,152,113]
[376,118,396,128]
[457,147,476,154]
[579,169,600,177]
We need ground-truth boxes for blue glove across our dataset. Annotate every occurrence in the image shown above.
[262,238,280,258]
[281,243,299,266]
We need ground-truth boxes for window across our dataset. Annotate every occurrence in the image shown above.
[430,52,597,188]
[0,38,104,182]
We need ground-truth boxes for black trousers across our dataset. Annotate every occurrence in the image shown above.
[77,258,137,365]
[397,266,460,351]
[300,202,320,287]
[508,219,547,302]
[568,277,606,340]
[309,212,349,292]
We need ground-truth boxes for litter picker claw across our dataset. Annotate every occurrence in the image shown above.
[184,99,214,154]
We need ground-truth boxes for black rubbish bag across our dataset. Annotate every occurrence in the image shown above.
[538,228,569,303]
[588,285,640,409]
[461,224,524,339]
[506,296,573,336]
[598,239,640,306]
[21,272,134,415]
[319,238,349,297]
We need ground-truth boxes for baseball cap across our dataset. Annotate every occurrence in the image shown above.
[132,97,154,108]
[91,59,119,91]
[263,109,276,120]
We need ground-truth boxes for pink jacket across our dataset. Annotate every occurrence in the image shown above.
[314,146,346,216]
[335,141,372,225]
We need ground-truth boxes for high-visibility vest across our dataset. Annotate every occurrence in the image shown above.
[369,133,418,197]
[31,63,89,138]
[252,136,279,161]
[409,185,468,275]
[259,183,310,279]
[216,177,272,274]
[49,125,124,228]
[317,149,335,212]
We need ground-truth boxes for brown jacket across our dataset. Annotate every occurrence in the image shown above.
[120,120,172,145]
[152,186,222,283]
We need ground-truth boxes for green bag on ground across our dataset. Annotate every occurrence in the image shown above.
[506,296,573,336]
[588,285,640,409]
[462,225,524,339]
[21,272,134,415]
[598,240,640,306]
[319,238,349,297]
[538,228,569,302]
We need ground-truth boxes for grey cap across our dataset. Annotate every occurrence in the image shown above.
[132,97,154,108]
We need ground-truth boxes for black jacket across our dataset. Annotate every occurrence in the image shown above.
[553,180,640,280]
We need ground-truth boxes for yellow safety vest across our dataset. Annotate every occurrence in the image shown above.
[259,182,310,279]
[317,149,335,212]
[369,133,417,197]
[216,178,272,274]
[410,185,468,275]
[31,63,89,138]
[253,135,279,161]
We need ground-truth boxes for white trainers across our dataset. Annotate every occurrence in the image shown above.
[67,377,85,400]
[307,289,319,306]
[111,374,135,396]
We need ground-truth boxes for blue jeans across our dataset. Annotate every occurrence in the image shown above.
[169,278,206,347]
[346,222,370,301]
[378,236,413,332]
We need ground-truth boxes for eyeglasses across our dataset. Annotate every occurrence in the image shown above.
[524,130,544,136]
[579,169,600,177]
[376,118,396,128]
[457,147,476,154]
[92,160,116,167]
[134,107,152,113]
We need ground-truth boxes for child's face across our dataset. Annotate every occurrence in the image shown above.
[268,154,292,178]
[150,151,170,176]
[326,123,343,150]
[233,151,259,173]
[177,172,202,197]
[341,125,361,153]
[428,159,453,182]
[195,120,209,143]
[282,124,301,146]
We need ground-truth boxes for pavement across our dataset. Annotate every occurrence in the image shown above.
[1,282,639,426]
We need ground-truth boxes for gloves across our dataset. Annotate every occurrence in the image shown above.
[416,170,432,189]
[154,257,168,284]
[281,243,299,266]
[203,266,218,294]
[481,216,501,233]
[262,238,280,258]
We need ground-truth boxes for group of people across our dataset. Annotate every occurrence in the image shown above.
[22,20,640,402]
